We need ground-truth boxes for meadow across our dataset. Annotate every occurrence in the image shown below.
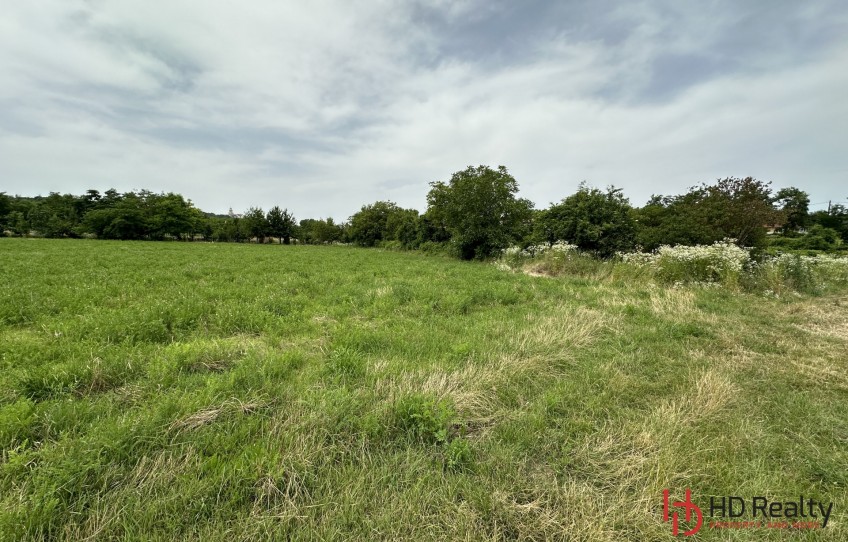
[0,238,846,540]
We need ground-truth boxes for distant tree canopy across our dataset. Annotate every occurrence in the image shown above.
[774,187,810,233]
[348,201,419,247]
[267,206,296,244]
[809,205,848,243]
[298,218,344,244]
[79,191,202,240]
[2,171,840,256]
[426,165,534,260]
[635,177,781,250]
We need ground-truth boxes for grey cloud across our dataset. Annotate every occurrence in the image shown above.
[1,1,846,219]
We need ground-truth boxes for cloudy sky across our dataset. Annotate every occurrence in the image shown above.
[2,1,846,219]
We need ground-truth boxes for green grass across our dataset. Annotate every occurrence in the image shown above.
[1,238,846,540]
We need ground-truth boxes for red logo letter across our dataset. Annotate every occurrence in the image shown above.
[663,489,703,536]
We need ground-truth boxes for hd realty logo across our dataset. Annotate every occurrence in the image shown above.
[662,489,834,535]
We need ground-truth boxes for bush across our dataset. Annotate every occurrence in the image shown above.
[617,241,848,295]
[535,185,636,257]
[746,253,848,295]
[621,239,748,288]
[418,241,451,256]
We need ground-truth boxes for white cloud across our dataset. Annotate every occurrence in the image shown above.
[1,0,846,219]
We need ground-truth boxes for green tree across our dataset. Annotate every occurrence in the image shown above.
[810,205,848,242]
[385,208,420,248]
[348,201,403,247]
[298,218,343,244]
[147,193,194,240]
[426,165,533,260]
[267,206,296,244]
[774,187,810,233]
[242,207,268,243]
[798,224,842,251]
[6,211,27,236]
[536,184,636,257]
[0,192,10,230]
[634,177,780,250]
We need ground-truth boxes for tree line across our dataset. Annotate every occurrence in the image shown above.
[2,166,845,259]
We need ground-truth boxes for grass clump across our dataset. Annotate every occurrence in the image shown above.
[391,394,475,472]
[392,393,455,444]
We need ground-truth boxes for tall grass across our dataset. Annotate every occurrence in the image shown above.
[1,238,846,540]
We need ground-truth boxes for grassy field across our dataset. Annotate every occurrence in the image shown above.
[1,239,846,540]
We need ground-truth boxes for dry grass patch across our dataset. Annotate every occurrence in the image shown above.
[371,307,608,426]
[169,398,269,434]
[648,287,699,317]
[790,296,848,342]
[509,306,609,358]
[555,369,739,539]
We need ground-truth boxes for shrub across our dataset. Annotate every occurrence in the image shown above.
[535,185,636,257]
[747,253,848,295]
[621,239,748,288]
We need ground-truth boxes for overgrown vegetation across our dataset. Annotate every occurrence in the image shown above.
[1,239,846,540]
[4,170,845,261]
[501,238,848,296]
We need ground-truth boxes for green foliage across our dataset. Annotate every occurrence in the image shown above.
[442,437,473,471]
[0,192,11,228]
[768,225,843,252]
[266,206,296,244]
[348,201,404,247]
[535,184,635,257]
[385,208,420,249]
[773,187,810,233]
[635,177,781,250]
[426,165,533,260]
[392,394,455,444]
[298,217,343,244]
[242,207,268,242]
[75,191,200,240]
[810,205,848,243]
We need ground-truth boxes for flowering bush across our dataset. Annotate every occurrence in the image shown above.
[749,253,848,295]
[498,237,848,295]
[618,239,749,287]
[618,240,848,294]
[498,241,578,269]
[497,241,601,277]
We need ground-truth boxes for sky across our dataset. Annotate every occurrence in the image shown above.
[2,0,847,220]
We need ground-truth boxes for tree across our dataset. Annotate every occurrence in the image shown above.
[299,218,343,244]
[242,207,268,242]
[267,206,296,244]
[699,177,780,248]
[426,165,533,260]
[634,177,780,250]
[348,201,402,247]
[774,187,810,233]
[0,192,10,230]
[798,224,842,250]
[147,193,194,240]
[385,208,420,248]
[536,184,636,257]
